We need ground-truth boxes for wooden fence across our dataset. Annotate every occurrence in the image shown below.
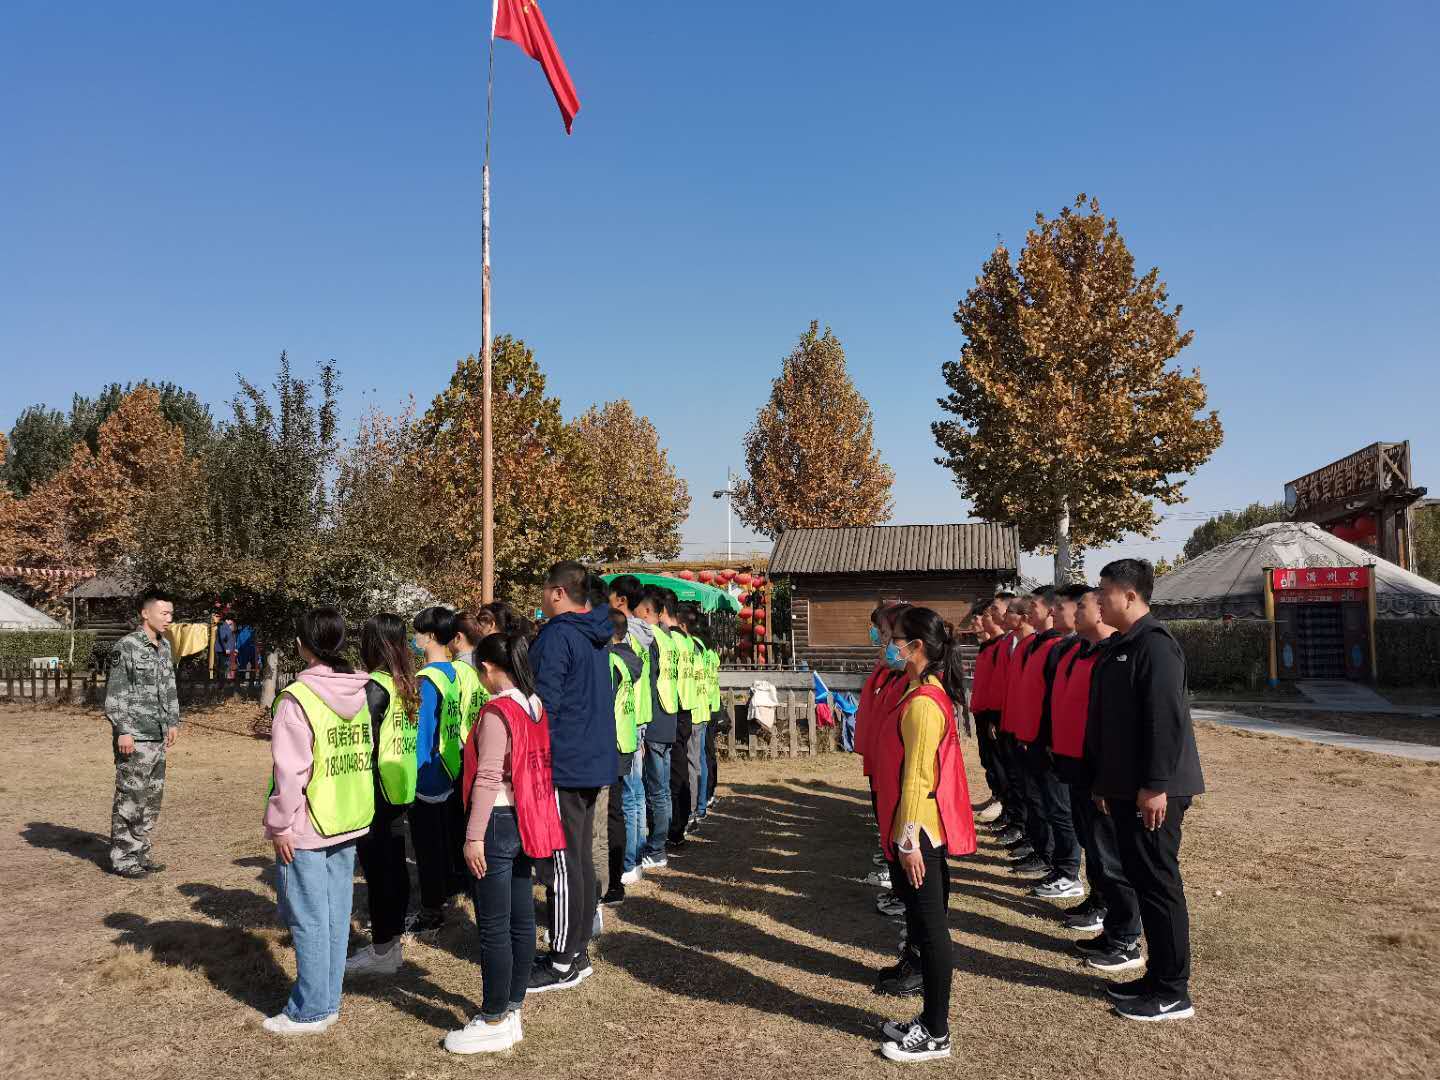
[714,687,836,759]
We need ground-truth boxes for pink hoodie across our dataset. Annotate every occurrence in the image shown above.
[264,664,374,850]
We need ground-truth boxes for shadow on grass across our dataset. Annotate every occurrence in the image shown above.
[104,910,286,1013]
[22,821,111,871]
[600,929,884,1037]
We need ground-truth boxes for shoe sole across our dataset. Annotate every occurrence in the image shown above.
[527,968,592,995]
[1033,888,1086,901]
[1087,955,1146,973]
[1104,987,1149,1003]
[444,1035,517,1054]
[344,963,400,977]
[874,984,924,997]
[1115,1004,1194,1022]
[881,1045,952,1062]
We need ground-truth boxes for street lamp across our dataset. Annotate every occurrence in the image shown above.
[712,469,738,564]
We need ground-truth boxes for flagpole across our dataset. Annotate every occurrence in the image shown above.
[481,17,497,604]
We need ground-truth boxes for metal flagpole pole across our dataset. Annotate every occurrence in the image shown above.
[481,11,497,603]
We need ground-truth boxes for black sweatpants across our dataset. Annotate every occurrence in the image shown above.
[1068,782,1141,943]
[357,800,411,947]
[668,712,693,840]
[1021,745,1080,878]
[606,751,635,891]
[544,786,600,966]
[1111,796,1193,999]
[975,711,1007,806]
[888,835,952,1036]
[444,784,470,897]
[408,797,451,912]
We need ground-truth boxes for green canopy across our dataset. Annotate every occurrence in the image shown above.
[602,572,741,614]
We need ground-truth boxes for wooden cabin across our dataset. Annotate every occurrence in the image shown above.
[769,523,1020,670]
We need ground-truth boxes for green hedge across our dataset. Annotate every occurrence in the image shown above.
[0,630,97,670]
[1165,620,1272,691]
[1376,619,1440,687]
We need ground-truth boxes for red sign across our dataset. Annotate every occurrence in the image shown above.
[1271,566,1371,592]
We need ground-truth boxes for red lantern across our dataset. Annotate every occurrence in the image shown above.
[753,575,767,588]
[678,569,696,580]
[719,569,735,582]
[737,572,753,587]
[739,606,754,622]
[754,644,767,663]
[698,570,714,584]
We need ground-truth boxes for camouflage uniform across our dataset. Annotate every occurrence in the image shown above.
[105,630,180,873]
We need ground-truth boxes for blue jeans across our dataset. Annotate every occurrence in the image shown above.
[623,748,645,871]
[641,742,672,858]
[696,732,710,818]
[275,840,357,1022]
[471,808,536,1020]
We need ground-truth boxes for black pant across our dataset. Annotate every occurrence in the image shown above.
[544,786,600,966]
[889,835,952,1036]
[1022,746,1080,878]
[999,732,1031,828]
[975,711,1007,805]
[1068,782,1142,943]
[445,785,470,896]
[668,713,693,840]
[1111,796,1193,999]
[357,800,411,947]
[606,751,635,890]
[408,797,451,912]
[704,717,719,802]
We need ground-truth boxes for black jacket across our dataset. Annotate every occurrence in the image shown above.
[1084,614,1205,799]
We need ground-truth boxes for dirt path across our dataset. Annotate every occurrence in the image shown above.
[1,704,1437,1080]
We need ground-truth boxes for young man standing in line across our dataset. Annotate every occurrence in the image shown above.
[634,585,679,869]
[528,562,617,992]
[601,607,645,905]
[1089,559,1205,1022]
[105,587,180,878]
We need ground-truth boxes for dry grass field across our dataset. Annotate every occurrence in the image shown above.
[1,702,1438,1080]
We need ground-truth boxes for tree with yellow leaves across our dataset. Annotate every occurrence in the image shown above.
[734,322,893,539]
[933,195,1224,582]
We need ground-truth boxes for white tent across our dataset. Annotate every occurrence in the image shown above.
[0,588,63,630]
[1152,521,1440,619]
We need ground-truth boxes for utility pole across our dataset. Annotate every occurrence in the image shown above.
[712,468,738,563]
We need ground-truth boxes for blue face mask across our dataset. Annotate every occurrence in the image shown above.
[410,636,425,656]
[869,626,881,646]
[884,641,907,671]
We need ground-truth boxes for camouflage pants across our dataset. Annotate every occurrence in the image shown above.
[111,739,166,872]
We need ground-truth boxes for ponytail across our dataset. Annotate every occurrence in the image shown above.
[295,606,354,674]
[474,630,537,699]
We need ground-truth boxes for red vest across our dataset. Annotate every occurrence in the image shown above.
[969,639,1002,713]
[859,665,909,778]
[1002,634,1061,742]
[990,633,1018,711]
[461,695,566,859]
[1050,648,1102,760]
[872,682,977,861]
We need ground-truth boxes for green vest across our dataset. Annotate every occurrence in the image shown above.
[652,625,681,714]
[628,631,653,730]
[675,633,700,712]
[452,658,491,745]
[419,665,464,780]
[274,681,375,837]
[705,647,722,712]
[369,671,418,806]
[610,652,640,754]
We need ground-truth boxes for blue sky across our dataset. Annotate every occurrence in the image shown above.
[4,1,1438,578]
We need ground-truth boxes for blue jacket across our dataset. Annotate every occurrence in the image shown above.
[416,661,455,800]
[531,606,619,789]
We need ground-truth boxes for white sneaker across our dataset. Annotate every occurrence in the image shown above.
[262,1012,338,1035]
[444,1014,517,1054]
[620,867,643,886]
[864,869,892,888]
[510,1010,524,1043]
[345,941,401,977]
[975,801,1004,823]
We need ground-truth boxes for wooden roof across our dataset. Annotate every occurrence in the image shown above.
[769,524,1019,575]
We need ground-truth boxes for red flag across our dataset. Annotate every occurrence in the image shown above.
[493,0,581,134]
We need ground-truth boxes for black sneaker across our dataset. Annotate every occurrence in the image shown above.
[876,892,906,917]
[665,836,688,853]
[111,865,149,880]
[881,1020,952,1062]
[1103,976,1152,1002]
[880,1014,921,1043]
[409,908,445,939]
[575,950,595,979]
[1064,905,1107,933]
[995,826,1025,845]
[1114,994,1194,1022]
[685,817,701,836]
[527,959,588,994]
[1074,934,1112,957]
[599,885,626,906]
[874,958,924,997]
[1086,941,1144,973]
[1010,856,1050,877]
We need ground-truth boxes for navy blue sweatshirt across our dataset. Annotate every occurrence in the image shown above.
[531,605,619,789]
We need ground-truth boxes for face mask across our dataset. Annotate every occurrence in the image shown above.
[869,626,881,646]
[410,636,425,656]
[884,642,907,671]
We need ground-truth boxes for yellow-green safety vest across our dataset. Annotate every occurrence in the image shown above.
[369,670,418,806]
[675,633,701,712]
[610,651,639,754]
[419,665,464,780]
[652,625,681,714]
[271,681,375,837]
[452,658,491,745]
[705,647,722,713]
[628,631,653,730]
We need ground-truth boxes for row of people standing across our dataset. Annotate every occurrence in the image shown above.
[259,561,727,1052]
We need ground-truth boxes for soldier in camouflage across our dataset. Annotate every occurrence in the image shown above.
[105,587,181,878]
